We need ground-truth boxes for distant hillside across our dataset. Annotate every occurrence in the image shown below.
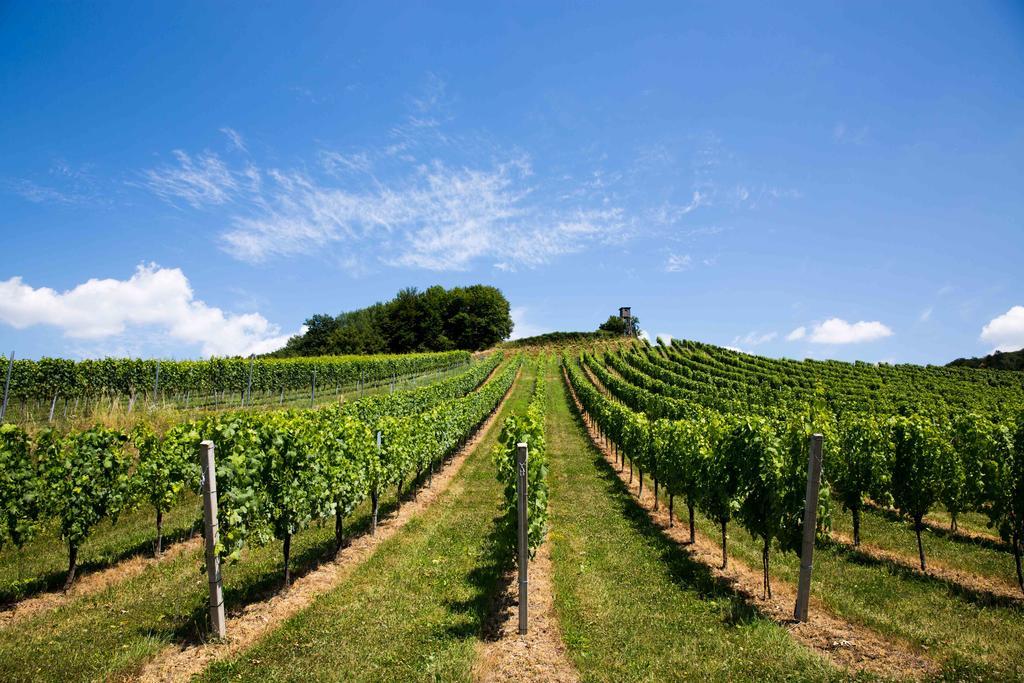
[948,348,1024,371]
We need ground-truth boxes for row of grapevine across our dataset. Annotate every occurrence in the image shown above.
[579,345,1024,594]
[564,355,824,597]
[0,353,512,590]
[493,354,549,556]
[0,350,469,401]
[660,340,1024,419]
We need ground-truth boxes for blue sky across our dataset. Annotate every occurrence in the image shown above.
[1,2,1022,364]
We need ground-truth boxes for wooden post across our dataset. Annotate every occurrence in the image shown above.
[794,433,823,622]
[200,441,226,639]
[48,391,58,422]
[517,442,529,635]
[310,371,316,407]
[0,351,13,423]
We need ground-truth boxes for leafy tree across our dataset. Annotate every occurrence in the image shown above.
[0,424,41,552]
[597,314,641,337]
[889,415,947,571]
[288,314,342,356]
[272,284,512,356]
[38,427,133,590]
[445,285,513,350]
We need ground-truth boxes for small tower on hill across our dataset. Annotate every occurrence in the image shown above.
[619,307,633,337]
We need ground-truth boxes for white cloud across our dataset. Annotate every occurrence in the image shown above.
[724,345,744,353]
[0,264,299,357]
[655,333,673,346]
[509,307,546,340]
[638,329,651,343]
[919,306,933,323]
[980,306,1024,352]
[664,253,692,272]
[786,326,806,341]
[220,127,247,153]
[733,331,777,347]
[807,318,893,344]
[143,150,238,208]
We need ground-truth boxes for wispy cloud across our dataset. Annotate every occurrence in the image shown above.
[138,78,794,275]
[5,159,101,205]
[664,253,692,272]
[220,127,247,153]
[732,331,777,346]
[212,157,627,272]
[833,122,868,145]
[919,306,933,323]
[5,179,82,204]
[651,191,706,226]
[142,150,238,208]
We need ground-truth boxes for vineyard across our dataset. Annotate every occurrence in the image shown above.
[0,339,1022,681]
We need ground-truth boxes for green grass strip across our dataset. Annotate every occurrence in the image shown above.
[545,368,847,682]
[197,364,536,682]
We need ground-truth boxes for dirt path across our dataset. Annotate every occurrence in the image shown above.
[564,366,939,680]
[134,366,520,683]
[830,530,1024,604]
[473,504,579,680]
[0,536,201,629]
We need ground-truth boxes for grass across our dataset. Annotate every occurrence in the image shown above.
[197,362,536,682]
[0,484,415,681]
[674,468,1024,680]
[545,368,847,682]
[591,358,1024,680]
[0,492,200,604]
[0,358,486,604]
[0,358,507,682]
[831,505,1020,592]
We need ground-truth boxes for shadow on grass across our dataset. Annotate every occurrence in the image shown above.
[0,518,202,606]
[561,387,763,629]
[160,446,482,645]
[822,539,1024,613]
[862,503,1010,555]
[164,496,403,646]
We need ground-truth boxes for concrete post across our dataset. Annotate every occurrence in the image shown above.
[794,434,823,622]
[200,441,226,639]
[517,442,529,635]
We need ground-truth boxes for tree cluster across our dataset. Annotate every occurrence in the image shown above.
[272,285,513,357]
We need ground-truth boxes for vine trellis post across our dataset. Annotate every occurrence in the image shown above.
[794,433,823,622]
